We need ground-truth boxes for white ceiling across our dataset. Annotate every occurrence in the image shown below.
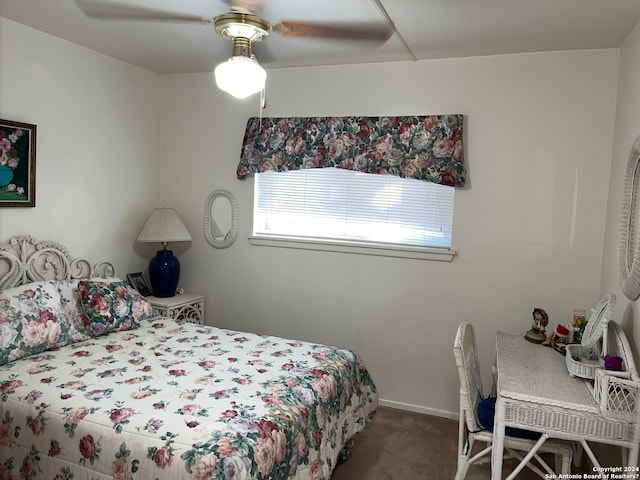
[1,0,640,74]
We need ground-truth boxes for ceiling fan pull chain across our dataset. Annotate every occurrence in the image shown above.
[258,88,266,127]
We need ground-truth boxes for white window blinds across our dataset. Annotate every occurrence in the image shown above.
[253,168,454,249]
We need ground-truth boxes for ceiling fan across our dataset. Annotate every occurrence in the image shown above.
[74,0,393,98]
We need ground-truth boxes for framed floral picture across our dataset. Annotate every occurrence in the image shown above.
[0,119,36,207]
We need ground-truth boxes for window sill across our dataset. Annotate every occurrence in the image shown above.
[248,235,456,262]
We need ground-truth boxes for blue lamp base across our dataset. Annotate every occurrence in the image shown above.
[148,249,180,298]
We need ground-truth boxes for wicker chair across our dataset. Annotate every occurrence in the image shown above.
[453,321,573,480]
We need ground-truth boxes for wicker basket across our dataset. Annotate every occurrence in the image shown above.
[565,294,615,379]
[566,341,603,379]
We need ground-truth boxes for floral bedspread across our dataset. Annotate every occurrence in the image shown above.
[0,319,377,479]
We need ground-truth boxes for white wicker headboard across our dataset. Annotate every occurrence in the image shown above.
[0,235,117,290]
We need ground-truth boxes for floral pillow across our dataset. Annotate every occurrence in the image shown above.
[56,277,121,341]
[78,279,156,336]
[0,281,75,365]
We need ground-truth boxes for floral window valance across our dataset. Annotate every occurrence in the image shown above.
[237,114,465,187]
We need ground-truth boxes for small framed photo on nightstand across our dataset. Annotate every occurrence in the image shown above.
[127,272,152,296]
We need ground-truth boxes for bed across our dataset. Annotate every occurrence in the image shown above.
[0,235,377,480]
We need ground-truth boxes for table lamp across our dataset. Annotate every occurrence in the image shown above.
[136,208,192,298]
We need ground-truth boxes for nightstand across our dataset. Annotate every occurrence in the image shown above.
[147,293,204,324]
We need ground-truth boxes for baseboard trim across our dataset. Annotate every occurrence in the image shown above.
[378,398,458,421]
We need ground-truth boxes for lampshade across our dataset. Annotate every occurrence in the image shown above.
[215,55,266,99]
[136,208,192,244]
[136,208,191,298]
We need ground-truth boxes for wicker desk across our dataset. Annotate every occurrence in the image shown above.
[491,332,640,480]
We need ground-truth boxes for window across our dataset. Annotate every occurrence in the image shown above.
[252,168,455,259]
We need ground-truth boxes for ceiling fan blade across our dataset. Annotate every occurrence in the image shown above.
[273,21,392,43]
[221,0,265,14]
[75,1,212,24]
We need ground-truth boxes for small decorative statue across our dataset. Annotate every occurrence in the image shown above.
[524,307,549,344]
[572,313,586,344]
[542,324,570,347]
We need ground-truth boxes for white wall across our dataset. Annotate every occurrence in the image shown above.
[0,18,162,273]
[0,15,626,417]
[601,21,640,353]
[161,50,619,416]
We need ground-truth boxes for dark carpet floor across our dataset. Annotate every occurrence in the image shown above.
[331,406,594,480]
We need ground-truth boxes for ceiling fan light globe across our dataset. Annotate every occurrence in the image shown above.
[215,56,266,99]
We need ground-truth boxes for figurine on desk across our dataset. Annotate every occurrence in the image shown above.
[542,323,570,347]
[524,307,549,344]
